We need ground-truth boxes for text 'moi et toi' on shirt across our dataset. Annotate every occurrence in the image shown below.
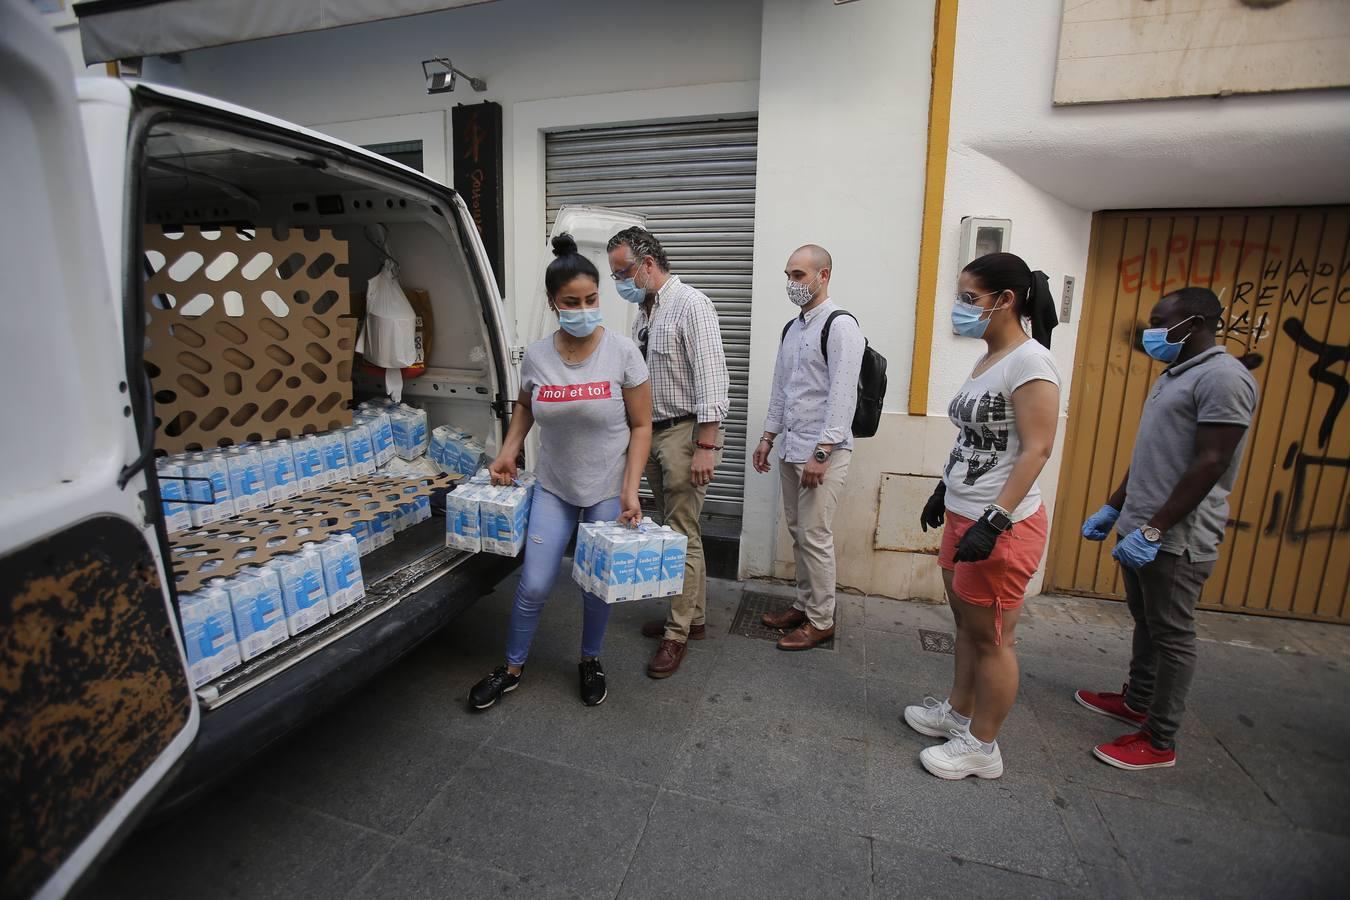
[1117,346,1258,562]
[943,339,1062,523]
[763,298,867,464]
[520,328,649,509]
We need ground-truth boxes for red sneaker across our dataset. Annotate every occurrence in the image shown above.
[1093,731,1176,770]
[1074,684,1147,727]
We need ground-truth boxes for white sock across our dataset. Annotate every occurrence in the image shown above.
[947,702,971,728]
[978,739,996,754]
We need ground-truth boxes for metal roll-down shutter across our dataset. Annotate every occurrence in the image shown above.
[545,117,758,516]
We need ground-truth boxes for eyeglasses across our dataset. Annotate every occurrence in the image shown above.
[611,257,644,281]
[955,289,1003,306]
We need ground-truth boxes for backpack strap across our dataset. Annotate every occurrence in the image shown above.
[820,310,857,362]
[781,317,797,342]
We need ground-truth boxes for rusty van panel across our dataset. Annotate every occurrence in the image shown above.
[0,516,192,898]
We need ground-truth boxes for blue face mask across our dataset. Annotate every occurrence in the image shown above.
[950,291,1006,339]
[558,308,603,338]
[1141,316,1200,363]
[615,277,645,304]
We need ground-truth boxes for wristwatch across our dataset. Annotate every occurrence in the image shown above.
[981,504,1013,532]
[1141,525,1163,543]
[813,447,830,463]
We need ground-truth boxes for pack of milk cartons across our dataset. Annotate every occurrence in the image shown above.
[388,404,429,460]
[346,520,374,556]
[572,520,602,594]
[219,566,289,661]
[355,410,396,467]
[156,458,194,533]
[316,533,365,614]
[224,445,268,513]
[315,430,350,485]
[258,439,300,504]
[343,423,377,477]
[269,548,330,635]
[444,483,485,553]
[181,451,236,526]
[480,484,532,556]
[369,510,395,549]
[291,435,326,492]
[177,584,242,687]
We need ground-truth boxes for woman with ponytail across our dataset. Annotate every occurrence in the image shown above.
[906,252,1062,780]
[467,234,652,711]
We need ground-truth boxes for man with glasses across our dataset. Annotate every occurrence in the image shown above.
[606,226,730,679]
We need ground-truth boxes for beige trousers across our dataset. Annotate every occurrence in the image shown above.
[645,419,722,643]
[779,450,851,630]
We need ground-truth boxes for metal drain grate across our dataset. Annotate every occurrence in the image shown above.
[730,591,835,651]
[919,629,956,654]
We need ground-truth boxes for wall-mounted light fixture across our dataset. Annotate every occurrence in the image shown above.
[421,57,487,94]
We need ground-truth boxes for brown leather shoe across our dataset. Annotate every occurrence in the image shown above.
[761,607,807,630]
[777,622,835,651]
[647,638,687,679]
[641,619,706,640]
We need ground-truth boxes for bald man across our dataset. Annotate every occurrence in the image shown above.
[753,245,866,650]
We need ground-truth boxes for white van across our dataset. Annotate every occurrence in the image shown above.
[0,4,524,897]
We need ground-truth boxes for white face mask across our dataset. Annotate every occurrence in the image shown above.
[786,275,820,307]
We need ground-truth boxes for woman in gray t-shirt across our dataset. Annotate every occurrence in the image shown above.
[468,234,652,712]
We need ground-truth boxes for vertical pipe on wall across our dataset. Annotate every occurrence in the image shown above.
[908,0,959,416]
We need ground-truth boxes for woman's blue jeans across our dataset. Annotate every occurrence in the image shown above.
[505,486,619,667]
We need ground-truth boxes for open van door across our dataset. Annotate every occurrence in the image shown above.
[0,3,198,897]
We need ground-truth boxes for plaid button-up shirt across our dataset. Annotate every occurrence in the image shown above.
[632,274,730,423]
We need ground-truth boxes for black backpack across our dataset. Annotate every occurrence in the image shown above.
[780,310,887,439]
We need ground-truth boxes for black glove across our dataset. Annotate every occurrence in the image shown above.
[920,481,946,532]
[953,517,1003,563]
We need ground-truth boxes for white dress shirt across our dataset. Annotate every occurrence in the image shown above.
[763,298,866,463]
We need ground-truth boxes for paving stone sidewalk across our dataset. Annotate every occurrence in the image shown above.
[88,572,1350,899]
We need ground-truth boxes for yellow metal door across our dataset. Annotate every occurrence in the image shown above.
[1048,207,1350,623]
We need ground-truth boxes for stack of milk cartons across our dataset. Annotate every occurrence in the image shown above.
[573,520,686,603]
[430,424,487,476]
[257,439,300,504]
[479,484,531,556]
[388,404,429,460]
[291,435,327,492]
[315,430,350,485]
[224,445,268,514]
[177,584,243,687]
[444,483,486,552]
[343,421,378,477]
[217,566,289,662]
[315,533,366,614]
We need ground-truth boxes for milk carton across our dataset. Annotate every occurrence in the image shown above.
[347,520,374,556]
[156,458,193,533]
[177,585,242,687]
[445,484,483,552]
[458,440,488,476]
[270,550,330,635]
[343,424,377,477]
[430,426,455,471]
[412,493,432,525]
[316,431,350,485]
[182,452,236,526]
[659,526,689,598]
[358,411,396,466]
[632,526,666,601]
[572,521,599,593]
[317,534,365,614]
[594,526,646,604]
[479,485,531,557]
[370,511,395,548]
[258,440,300,504]
[222,567,289,661]
[225,446,268,513]
[389,405,429,460]
[292,435,326,492]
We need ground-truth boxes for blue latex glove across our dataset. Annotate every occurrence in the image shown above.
[1081,504,1120,541]
[1112,529,1160,570]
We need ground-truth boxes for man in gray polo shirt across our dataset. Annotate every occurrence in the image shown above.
[1074,287,1258,771]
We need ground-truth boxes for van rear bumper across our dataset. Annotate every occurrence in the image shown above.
[152,550,520,816]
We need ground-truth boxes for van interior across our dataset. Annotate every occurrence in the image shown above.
[139,119,508,709]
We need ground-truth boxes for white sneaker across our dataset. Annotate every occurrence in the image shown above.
[903,696,967,738]
[919,729,1004,780]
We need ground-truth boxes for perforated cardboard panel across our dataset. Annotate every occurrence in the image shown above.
[169,472,459,592]
[143,225,358,453]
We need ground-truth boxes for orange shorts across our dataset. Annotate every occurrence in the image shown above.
[938,505,1048,643]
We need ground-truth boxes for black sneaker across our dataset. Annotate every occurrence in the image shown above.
[468,666,520,710]
[578,658,607,707]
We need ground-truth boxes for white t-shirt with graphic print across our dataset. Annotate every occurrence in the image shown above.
[942,340,1061,523]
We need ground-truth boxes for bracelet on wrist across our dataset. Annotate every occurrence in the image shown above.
[695,440,723,451]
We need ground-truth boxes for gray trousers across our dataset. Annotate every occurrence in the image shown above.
[1120,549,1216,748]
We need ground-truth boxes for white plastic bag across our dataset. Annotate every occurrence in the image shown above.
[356,260,417,400]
